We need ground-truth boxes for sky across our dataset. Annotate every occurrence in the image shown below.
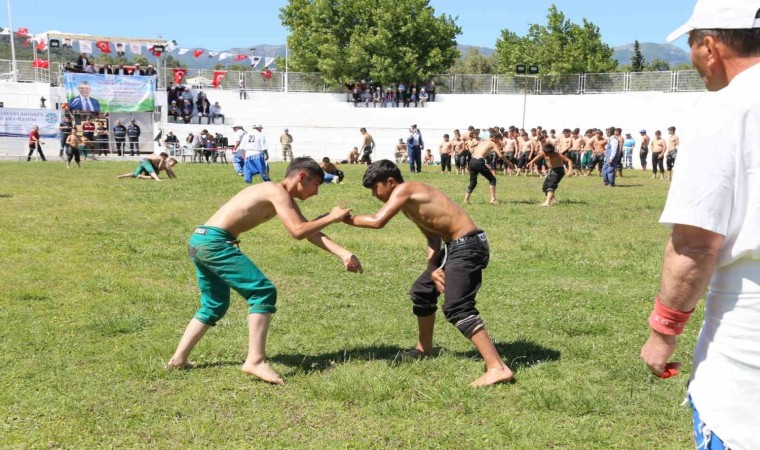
[0,0,696,51]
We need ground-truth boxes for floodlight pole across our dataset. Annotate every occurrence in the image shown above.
[522,77,528,129]
[7,0,17,82]
[284,37,289,93]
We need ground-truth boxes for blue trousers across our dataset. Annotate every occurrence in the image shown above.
[408,145,422,172]
[691,398,727,449]
[232,154,244,175]
[602,162,616,186]
[244,154,270,183]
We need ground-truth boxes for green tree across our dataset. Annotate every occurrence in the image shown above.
[646,58,670,71]
[630,40,645,72]
[494,4,616,75]
[672,62,694,71]
[448,48,495,74]
[280,0,461,85]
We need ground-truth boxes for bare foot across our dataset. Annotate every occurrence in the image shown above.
[489,199,499,205]
[540,203,550,207]
[470,366,515,387]
[242,360,284,385]
[400,347,432,360]
[165,358,195,370]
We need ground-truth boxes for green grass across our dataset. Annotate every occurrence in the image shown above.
[0,160,698,449]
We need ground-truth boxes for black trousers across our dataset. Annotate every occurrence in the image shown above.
[441,154,452,172]
[128,138,139,155]
[467,158,496,193]
[410,230,490,337]
[27,143,46,161]
[409,145,422,172]
[652,152,665,173]
[97,139,109,155]
[115,140,125,156]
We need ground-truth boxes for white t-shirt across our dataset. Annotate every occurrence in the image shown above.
[659,62,760,450]
[242,129,268,158]
[233,129,246,157]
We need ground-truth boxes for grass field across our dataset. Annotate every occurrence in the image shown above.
[0,160,700,449]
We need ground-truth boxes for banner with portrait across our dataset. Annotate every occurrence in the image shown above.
[64,73,156,113]
[0,108,60,138]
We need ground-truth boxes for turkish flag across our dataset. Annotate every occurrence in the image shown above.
[234,54,247,62]
[95,41,111,53]
[23,38,29,46]
[261,69,273,80]
[17,27,28,37]
[173,68,187,85]
[36,39,46,51]
[153,51,162,57]
[32,59,49,69]
[212,71,227,88]
[193,49,204,58]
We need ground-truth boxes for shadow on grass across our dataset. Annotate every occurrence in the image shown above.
[451,338,561,373]
[611,184,644,188]
[504,199,588,206]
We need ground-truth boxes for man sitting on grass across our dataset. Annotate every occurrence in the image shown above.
[343,160,514,387]
[167,157,362,384]
[117,152,177,181]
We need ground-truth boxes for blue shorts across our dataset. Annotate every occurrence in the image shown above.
[244,153,270,183]
[232,154,244,174]
[691,397,727,450]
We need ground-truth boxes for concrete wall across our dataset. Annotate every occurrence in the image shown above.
[0,81,710,163]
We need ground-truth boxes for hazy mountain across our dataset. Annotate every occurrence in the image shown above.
[613,42,691,67]
[457,45,494,57]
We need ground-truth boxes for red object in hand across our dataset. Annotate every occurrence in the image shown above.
[659,362,681,379]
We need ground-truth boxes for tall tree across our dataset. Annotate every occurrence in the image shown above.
[646,58,670,72]
[448,48,495,74]
[280,0,461,85]
[494,4,617,75]
[630,40,645,72]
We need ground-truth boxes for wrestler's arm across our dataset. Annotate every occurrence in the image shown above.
[272,187,349,240]
[527,151,544,166]
[344,185,409,229]
[293,206,362,273]
[558,152,573,172]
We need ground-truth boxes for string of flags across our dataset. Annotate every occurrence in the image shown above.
[3,27,279,79]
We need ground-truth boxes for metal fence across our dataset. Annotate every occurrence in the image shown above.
[0,59,706,94]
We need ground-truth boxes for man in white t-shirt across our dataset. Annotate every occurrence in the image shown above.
[640,2,760,449]
[241,124,270,183]
[231,125,247,176]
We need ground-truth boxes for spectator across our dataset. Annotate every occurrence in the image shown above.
[320,157,345,184]
[195,90,206,104]
[84,62,95,74]
[397,82,406,107]
[75,53,89,72]
[409,88,419,107]
[95,121,109,156]
[423,149,434,165]
[114,64,128,76]
[348,147,360,164]
[58,115,73,158]
[63,62,74,73]
[395,138,407,163]
[113,120,127,156]
[181,104,193,124]
[419,88,429,107]
[210,101,225,124]
[164,131,179,155]
[372,87,383,108]
[191,130,206,163]
[98,64,112,75]
[197,99,210,124]
[406,124,424,173]
[352,88,362,107]
[384,88,396,108]
[81,117,96,143]
[168,101,181,123]
[426,80,436,102]
[239,78,247,99]
[127,119,141,156]
[131,64,145,76]
[145,65,156,76]
[27,125,47,162]
[280,128,293,162]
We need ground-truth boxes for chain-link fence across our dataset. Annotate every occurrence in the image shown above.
[0,59,709,95]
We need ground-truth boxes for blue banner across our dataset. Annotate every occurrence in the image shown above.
[0,108,60,138]
[64,73,156,113]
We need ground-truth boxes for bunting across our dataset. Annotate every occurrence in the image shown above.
[23,38,29,46]
[173,68,187,85]
[178,48,190,55]
[212,71,227,88]
[96,40,111,53]
[129,42,142,54]
[208,51,219,58]
[35,39,46,51]
[193,49,204,58]
[261,69,273,80]
[218,52,233,61]
[234,54,248,62]
[79,40,93,53]
[32,59,49,69]
[263,57,275,69]
[17,27,28,37]
[250,56,261,68]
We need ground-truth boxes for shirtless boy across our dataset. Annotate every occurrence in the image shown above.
[585,130,607,177]
[528,142,573,207]
[666,126,679,180]
[569,128,585,176]
[651,130,667,179]
[167,158,363,384]
[344,160,514,387]
[359,127,375,164]
[348,147,360,164]
[464,130,507,205]
[639,130,650,172]
[320,157,345,184]
[439,134,453,173]
[117,152,177,180]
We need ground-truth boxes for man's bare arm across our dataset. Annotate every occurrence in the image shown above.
[344,185,409,229]
[271,188,349,240]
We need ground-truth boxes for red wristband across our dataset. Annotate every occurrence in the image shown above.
[648,296,694,336]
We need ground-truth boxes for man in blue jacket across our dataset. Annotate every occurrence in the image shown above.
[406,124,424,173]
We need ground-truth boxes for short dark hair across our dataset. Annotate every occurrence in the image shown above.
[322,157,331,163]
[489,130,502,140]
[443,133,449,138]
[668,126,676,131]
[544,143,556,153]
[362,160,404,188]
[286,157,324,182]
[159,152,169,158]
[690,18,760,57]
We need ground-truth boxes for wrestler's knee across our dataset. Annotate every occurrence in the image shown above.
[194,298,231,327]
[247,281,277,315]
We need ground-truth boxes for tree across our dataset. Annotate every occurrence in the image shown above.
[646,58,670,71]
[448,48,495,74]
[494,4,617,75]
[630,40,645,72]
[280,0,461,86]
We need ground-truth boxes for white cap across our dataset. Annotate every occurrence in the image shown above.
[666,0,760,42]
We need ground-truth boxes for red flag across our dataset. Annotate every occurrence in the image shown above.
[212,71,227,88]
[234,54,247,62]
[17,27,28,36]
[95,41,111,53]
[153,51,162,57]
[35,39,46,51]
[193,49,204,58]
[261,69,273,80]
[173,68,187,85]
[32,59,49,69]
[23,38,29,46]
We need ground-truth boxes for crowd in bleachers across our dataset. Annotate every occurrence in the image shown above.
[62,53,158,76]
[345,79,437,108]
[166,84,225,124]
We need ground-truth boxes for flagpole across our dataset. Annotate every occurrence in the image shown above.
[284,37,288,93]
[7,0,17,82]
